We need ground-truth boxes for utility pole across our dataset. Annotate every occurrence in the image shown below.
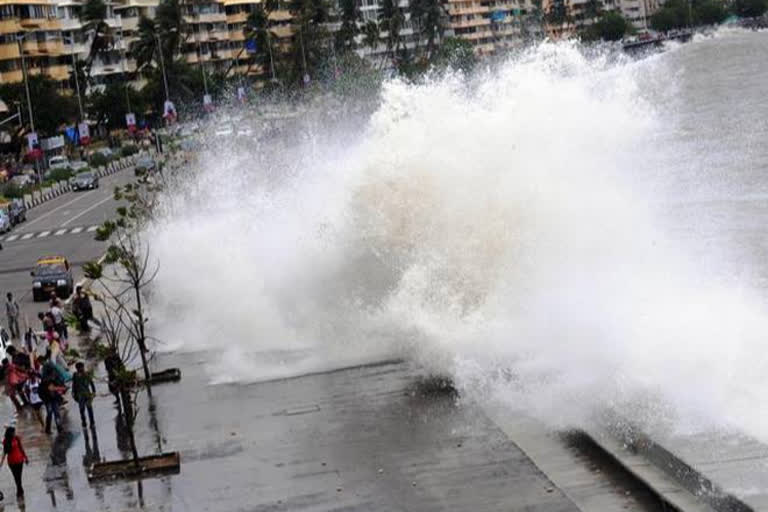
[154,32,170,101]
[116,15,132,114]
[64,34,84,120]
[16,34,34,133]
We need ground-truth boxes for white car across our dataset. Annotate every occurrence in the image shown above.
[48,155,70,169]
[0,211,10,233]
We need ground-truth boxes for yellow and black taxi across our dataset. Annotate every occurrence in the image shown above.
[31,256,74,302]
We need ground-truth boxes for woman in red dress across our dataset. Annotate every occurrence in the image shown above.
[0,426,29,499]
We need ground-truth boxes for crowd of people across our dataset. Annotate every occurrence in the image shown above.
[0,288,99,502]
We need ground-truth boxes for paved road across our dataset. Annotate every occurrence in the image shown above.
[0,168,134,325]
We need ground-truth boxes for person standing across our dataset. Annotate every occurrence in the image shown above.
[5,293,19,340]
[72,362,96,428]
[0,426,29,499]
[72,286,93,333]
[39,371,65,434]
[49,300,67,343]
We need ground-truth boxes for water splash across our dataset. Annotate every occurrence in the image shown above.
[147,38,768,439]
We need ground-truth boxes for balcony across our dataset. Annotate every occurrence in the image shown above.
[45,63,70,80]
[459,29,493,40]
[58,17,83,31]
[229,29,245,41]
[19,18,60,30]
[268,10,291,21]
[0,69,23,82]
[452,17,490,28]
[37,40,64,55]
[21,40,38,53]
[184,12,227,23]
[227,11,248,23]
[0,43,20,60]
[120,15,139,31]
[449,5,490,14]
[271,24,294,38]
[0,20,21,33]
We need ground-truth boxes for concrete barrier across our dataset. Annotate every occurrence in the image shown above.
[32,190,41,205]
[23,194,32,209]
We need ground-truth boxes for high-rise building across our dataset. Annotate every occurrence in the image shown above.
[0,0,69,84]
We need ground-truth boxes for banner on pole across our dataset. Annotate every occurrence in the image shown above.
[26,132,38,151]
[78,122,90,145]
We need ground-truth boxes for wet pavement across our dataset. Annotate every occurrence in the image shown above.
[0,349,583,511]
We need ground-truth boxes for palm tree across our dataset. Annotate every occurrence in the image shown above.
[335,0,360,52]
[130,16,158,71]
[363,19,380,53]
[378,0,404,66]
[80,0,112,83]
[409,0,447,60]
[242,4,277,80]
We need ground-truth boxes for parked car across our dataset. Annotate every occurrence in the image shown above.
[9,174,34,188]
[0,210,11,233]
[48,155,70,170]
[71,171,99,191]
[8,200,26,225]
[31,255,74,302]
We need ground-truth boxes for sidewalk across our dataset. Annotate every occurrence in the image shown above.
[1,341,581,511]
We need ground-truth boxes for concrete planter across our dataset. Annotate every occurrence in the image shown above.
[23,194,32,208]
[87,451,181,481]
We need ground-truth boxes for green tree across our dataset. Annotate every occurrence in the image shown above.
[0,76,78,136]
[650,0,689,30]
[379,0,405,65]
[80,0,113,85]
[243,3,278,80]
[731,0,767,17]
[363,19,380,55]
[335,0,360,52]
[430,36,477,74]
[86,82,146,132]
[410,0,448,59]
[586,10,630,40]
[696,0,727,24]
[545,0,569,26]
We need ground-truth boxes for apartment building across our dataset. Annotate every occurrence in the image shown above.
[447,0,540,56]
[0,0,70,84]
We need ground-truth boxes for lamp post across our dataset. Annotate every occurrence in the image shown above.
[153,31,170,101]
[115,14,132,114]
[15,33,35,133]
[62,34,84,120]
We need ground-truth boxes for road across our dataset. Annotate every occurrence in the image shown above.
[0,167,134,326]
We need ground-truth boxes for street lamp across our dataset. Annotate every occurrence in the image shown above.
[15,32,35,133]
[115,14,132,114]
[61,34,84,120]
[153,30,171,102]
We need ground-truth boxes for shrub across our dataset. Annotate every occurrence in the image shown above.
[1,183,23,198]
[90,152,110,167]
[121,144,139,157]
[47,168,73,182]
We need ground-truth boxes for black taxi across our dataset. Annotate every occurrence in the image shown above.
[31,256,74,302]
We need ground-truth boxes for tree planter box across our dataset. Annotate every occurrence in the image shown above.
[149,368,181,384]
[88,451,180,481]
